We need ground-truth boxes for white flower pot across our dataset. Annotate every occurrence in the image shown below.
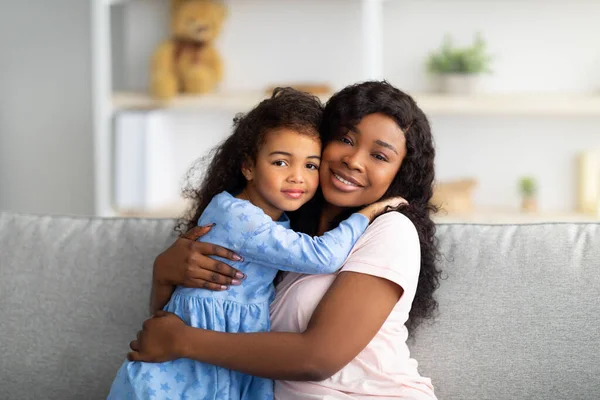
[439,74,483,95]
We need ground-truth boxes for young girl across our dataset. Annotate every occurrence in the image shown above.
[107,88,404,400]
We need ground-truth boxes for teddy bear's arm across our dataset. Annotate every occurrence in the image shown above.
[150,41,179,100]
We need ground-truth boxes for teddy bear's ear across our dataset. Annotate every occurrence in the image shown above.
[170,0,186,16]
[214,1,228,20]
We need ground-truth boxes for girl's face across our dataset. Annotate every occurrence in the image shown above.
[242,128,321,220]
[319,113,407,208]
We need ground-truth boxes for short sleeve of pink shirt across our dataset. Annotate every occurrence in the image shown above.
[271,212,437,400]
[341,211,421,300]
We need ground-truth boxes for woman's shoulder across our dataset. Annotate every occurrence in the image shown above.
[341,211,421,288]
[364,211,418,243]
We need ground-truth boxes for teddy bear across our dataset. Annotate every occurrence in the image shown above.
[150,0,227,100]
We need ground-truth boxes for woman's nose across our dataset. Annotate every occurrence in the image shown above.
[342,152,365,172]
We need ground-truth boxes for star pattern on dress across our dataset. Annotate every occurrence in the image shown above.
[158,363,168,373]
[160,383,171,393]
[147,387,156,397]
[273,239,285,251]
[238,212,250,222]
[257,243,268,254]
[141,371,152,382]
[174,373,185,383]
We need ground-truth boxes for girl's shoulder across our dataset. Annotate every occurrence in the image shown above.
[210,191,250,212]
[201,191,269,224]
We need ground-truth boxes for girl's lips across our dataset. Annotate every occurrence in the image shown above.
[281,190,305,199]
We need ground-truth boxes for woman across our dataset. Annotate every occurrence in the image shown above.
[129,81,441,399]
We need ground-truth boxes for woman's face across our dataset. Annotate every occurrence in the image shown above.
[319,113,407,208]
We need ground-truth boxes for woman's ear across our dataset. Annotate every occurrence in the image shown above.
[241,159,254,182]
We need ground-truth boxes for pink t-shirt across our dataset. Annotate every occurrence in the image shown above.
[270,212,437,399]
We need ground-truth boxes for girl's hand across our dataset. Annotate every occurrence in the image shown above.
[153,224,247,291]
[127,311,189,363]
[358,196,408,221]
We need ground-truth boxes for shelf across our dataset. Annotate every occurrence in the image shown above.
[111,92,313,113]
[103,0,132,5]
[416,93,600,116]
[112,91,600,116]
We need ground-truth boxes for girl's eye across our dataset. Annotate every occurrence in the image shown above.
[273,160,288,167]
[340,136,352,145]
[373,154,388,162]
[306,163,319,170]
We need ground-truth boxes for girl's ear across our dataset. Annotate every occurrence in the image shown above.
[241,158,254,182]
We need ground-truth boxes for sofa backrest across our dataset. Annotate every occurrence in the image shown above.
[411,222,600,399]
[1,212,599,399]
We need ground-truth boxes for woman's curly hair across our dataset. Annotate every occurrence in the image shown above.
[292,81,442,336]
[176,87,324,234]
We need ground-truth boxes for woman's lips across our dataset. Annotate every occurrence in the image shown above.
[329,170,362,192]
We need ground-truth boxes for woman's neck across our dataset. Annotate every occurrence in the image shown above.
[318,202,344,235]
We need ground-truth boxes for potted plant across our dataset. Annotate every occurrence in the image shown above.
[519,177,538,213]
[426,33,492,94]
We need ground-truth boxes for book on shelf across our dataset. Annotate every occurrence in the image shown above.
[113,111,179,212]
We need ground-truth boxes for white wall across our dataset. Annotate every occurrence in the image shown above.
[0,0,94,215]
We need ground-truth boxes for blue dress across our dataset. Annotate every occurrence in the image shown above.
[108,191,369,400]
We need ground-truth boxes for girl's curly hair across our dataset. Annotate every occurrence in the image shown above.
[291,81,442,335]
[176,87,324,234]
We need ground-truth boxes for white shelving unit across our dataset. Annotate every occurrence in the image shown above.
[91,0,391,217]
[92,0,600,222]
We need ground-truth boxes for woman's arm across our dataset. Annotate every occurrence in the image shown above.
[150,224,246,314]
[130,271,402,381]
[131,213,416,380]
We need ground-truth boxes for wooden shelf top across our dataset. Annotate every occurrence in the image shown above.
[112,91,600,116]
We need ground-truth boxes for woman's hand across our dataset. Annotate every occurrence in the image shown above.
[358,196,408,221]
[127,311,190,363]
[154,224,246,291]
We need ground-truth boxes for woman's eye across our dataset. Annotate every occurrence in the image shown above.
[340,137,352,145]
[306,163,319,170]
[373,154,387,162]
[273,160,287,167]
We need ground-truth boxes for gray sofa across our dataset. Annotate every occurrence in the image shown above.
[1,212,599,400]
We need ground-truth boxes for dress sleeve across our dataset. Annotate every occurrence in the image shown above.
[229,201,369,274]
[340,212,421,293]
